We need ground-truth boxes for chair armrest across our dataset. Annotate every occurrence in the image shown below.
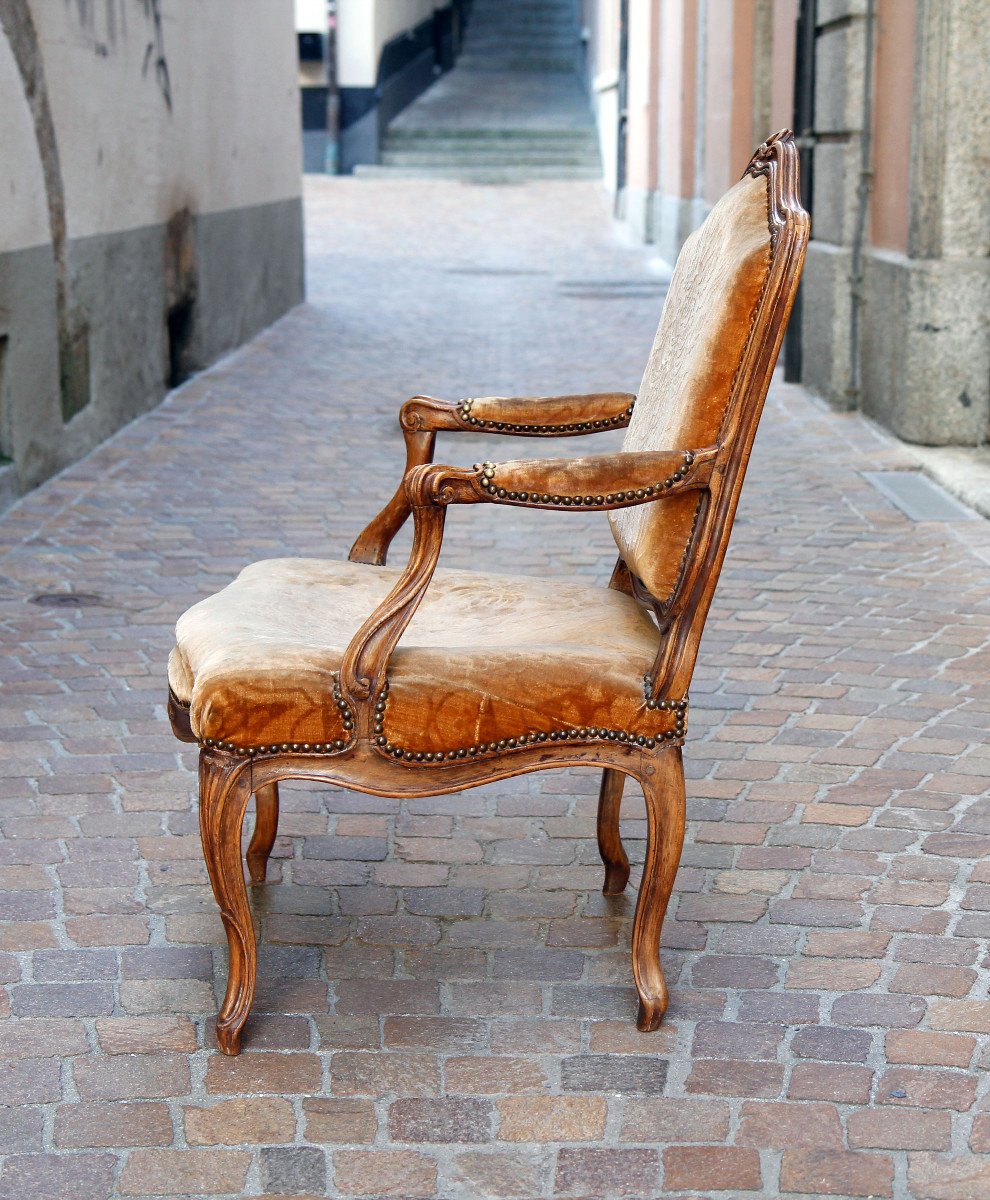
[406,446,717,510]
[349,390,638,566]
[401,391,636,436]
[339,445,717,716]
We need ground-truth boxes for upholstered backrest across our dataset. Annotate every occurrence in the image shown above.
[609,169,773,602]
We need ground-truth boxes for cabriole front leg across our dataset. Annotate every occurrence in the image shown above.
[198,750,256,1055]
[632,747,686,1031]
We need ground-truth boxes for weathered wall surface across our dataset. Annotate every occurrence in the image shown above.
[0,0,304,511]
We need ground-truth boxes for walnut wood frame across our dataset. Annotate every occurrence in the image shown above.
[169,132,809,1054]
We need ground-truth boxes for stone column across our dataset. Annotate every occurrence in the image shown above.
[860,0,990,445]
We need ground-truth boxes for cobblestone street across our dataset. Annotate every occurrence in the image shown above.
[2,174,990,1199]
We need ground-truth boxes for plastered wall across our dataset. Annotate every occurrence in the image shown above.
[0,0,304,510]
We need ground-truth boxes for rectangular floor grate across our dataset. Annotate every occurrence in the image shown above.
[862,470,979,521]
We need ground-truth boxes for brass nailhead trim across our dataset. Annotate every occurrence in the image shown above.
[478,451,695,506]
[372,678,687,764]
[198,672,355,757]
[459,397,634,436]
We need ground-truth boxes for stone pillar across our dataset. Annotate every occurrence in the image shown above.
[859,0,990,445]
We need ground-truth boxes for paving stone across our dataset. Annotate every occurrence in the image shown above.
[907,1153,990,1200]
[388,1097,491,1143]
[303,1098,378,1144]
[561,1054,668,1093]
[736,1100,844,1149]
[792,1025,874,1063]
[259,1147,327,1195]
[184,1097,297,1145]
[334,1149,437,1197]
[119,1149,251,1196]
[0,1107,44,1153]
[780,1148,894,1197]
[55,1101,174,1148]
[204,1052,322,1096]
[555,1148,659,1196]
[877,1067,978,1111]
[663,1145,762,1192]
[448,1150,542,1198]
[847,1107,952,1151]
[788,1063,874,1104]
[331,1051,441,1097]
[884,1030,975,1068]
[620,1097,729,1143]
[497,1095,606,1141]
[0,1153,116,1200]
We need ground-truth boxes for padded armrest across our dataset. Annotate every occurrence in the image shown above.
[404,447,717,511]
[401,392,636,437]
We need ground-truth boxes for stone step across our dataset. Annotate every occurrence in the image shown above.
[465,22,577,35]
[353,163,602,181]
[380,151,601,167]
[455,55,578,72]
[465,35,578,50]
[387,128,596,143]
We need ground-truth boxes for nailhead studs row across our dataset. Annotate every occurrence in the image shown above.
[477,451,696,507]
[643,681,688,739]
[199,673,355,757]
[372,679,687,764]
[458,397,634,436]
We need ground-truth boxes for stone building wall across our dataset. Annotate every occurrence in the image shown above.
[0,0,304,511]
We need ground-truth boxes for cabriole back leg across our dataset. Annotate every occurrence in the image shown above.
[597,768,630,894]
[199,750,257,1055]
[246,782,280,884]
[632,747,686,1031]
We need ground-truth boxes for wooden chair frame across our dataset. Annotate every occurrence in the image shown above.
[169,132,808,1054]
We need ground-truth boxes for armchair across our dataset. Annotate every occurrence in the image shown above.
[167,131,809,1054]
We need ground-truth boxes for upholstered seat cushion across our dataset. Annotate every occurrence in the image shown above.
[168,558,681,754]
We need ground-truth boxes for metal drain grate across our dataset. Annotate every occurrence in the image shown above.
[30,592,106,608]
[862,471,978,521]
[557,279,668,300]
[445,267,551,277]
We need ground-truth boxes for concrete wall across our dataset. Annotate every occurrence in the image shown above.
[0,0,304,511]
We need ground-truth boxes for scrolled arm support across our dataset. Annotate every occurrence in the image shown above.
[349,391,639,565]
[340,448,717,723]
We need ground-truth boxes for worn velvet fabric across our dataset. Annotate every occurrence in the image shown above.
[169,558,680,751]
[609,170,772,601]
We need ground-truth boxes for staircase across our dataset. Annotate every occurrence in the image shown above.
[354,0,601,184]
[458,0,583,73]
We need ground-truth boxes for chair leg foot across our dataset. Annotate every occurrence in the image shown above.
[597,768,630,895]
[636,995,666,1032]
[199,750,256,1057]
[632,748,685,1030]
[246,782,280,884]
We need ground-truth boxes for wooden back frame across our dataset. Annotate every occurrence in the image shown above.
[169,132,809,1054]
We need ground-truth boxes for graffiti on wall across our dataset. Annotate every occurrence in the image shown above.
[67,0,172,110]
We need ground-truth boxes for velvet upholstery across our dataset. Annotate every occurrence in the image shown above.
[609,171,773,601]
[169,558,680,753]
